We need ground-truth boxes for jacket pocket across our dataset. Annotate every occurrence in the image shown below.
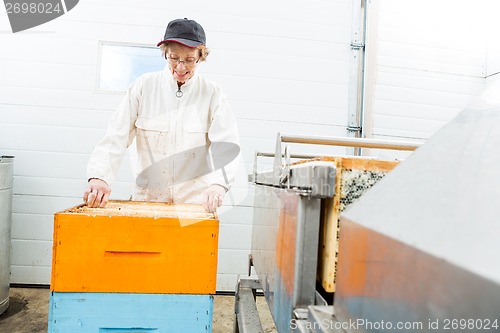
[184,121,209,133]
[135,117,169,132]
[182,121,209,150]
[135,117,170,155]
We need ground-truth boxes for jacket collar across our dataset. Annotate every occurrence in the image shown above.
[163,67,199,91]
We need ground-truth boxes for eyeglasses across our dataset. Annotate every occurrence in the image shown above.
[165,55,199,67]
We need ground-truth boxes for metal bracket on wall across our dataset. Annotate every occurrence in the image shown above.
[350,42,365,50]
[247,254,254,277]
[346,125,362,134]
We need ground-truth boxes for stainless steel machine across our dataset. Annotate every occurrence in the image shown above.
[234,133,419,333]
[333,106,500,333]
[236,106,500,333]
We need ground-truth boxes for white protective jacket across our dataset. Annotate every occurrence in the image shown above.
[87,70,240,204]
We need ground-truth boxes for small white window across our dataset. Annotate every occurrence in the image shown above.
[97,42,165,92]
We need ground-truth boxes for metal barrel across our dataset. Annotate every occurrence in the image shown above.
[0,156,14,315]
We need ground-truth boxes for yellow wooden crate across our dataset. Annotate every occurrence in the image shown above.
[317,157,399,292]
[51,201,219,294]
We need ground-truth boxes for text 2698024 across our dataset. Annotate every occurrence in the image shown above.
[5,2,62,14]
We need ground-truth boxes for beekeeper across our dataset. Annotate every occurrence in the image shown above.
[83,18,240,213]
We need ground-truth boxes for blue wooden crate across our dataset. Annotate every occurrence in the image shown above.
[48,292,213,333]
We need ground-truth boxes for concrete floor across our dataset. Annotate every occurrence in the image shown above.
[0,287,277,333]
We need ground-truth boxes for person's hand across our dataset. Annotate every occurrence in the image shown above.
[202,184,227,213]
[83,178,111,208]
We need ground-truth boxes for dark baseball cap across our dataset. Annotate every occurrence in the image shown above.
[157,18,206,48]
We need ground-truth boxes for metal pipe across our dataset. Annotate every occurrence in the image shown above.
[280,134,420,151]
[256,152,331,159]
[255,133,420,182]
[347,0,368,155]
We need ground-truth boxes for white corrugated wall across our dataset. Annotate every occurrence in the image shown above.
[364,0,492,160]
[485,0,500,88]
[0,0,353,290]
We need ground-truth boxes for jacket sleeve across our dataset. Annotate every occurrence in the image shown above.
[86,80,141,185]
[206,88,241,190]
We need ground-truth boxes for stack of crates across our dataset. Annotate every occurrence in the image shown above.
[48,200,219,332]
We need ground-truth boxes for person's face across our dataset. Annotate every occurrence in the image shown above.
[166,43,200,84]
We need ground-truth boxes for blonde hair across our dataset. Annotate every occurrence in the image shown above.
[159,43,210,62]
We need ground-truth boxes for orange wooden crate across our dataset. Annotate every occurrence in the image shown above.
[51,201,219,294]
